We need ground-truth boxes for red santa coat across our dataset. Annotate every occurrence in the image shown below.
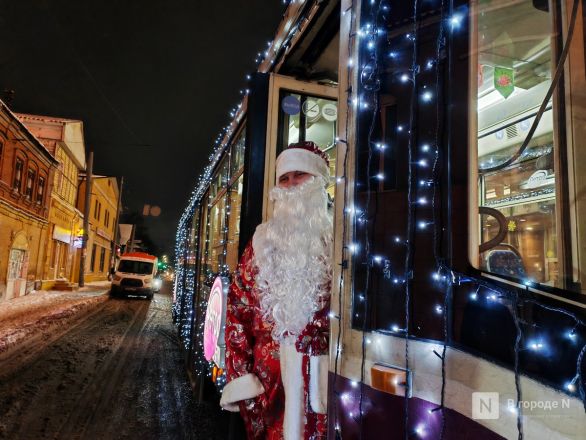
[220,242,330,440]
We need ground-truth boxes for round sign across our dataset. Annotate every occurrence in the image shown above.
[203,277,225,361]
[302,99,320,119]
[322,103,338,121]
[281,95,301,115]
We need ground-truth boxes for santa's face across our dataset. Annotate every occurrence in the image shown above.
[277,170,314,189]
[252,177,332,342]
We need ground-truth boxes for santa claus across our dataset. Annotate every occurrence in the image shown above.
[220,141,333,440]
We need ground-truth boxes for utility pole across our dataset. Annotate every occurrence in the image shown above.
[111,176,124,267]
[128,224,136,253]
[79,151,93,288]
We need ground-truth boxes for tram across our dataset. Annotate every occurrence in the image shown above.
[174,0,586,438]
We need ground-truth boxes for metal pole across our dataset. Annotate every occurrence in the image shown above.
[128,224,136,253]
[78,151,93,287]
[111,176,124,265]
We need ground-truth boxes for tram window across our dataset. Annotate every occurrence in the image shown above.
[230,130,245,177]
[471,1,570,290]
[277,91,338,197]
[188,209,199,267]
[226,174,244,271]
[209,193,226,274]
[210,156,230,200]
[199,198,210,284]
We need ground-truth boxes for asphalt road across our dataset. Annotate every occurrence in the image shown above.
[0,283,229,440]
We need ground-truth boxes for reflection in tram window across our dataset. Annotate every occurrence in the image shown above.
[198,199,209,285]
[474,0,559,288]
[226,175,244,271]
[208,196,226,274]
[278,92,337,197]
[230,130,245,178]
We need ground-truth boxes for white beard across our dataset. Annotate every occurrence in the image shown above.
[252,177,333,342]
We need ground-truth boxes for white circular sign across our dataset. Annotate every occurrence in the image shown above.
[321,103,338,121]
[302,99,320,119]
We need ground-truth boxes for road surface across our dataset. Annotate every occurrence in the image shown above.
[0,283,229,440]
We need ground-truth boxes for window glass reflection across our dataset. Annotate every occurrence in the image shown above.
[475,0,558,287]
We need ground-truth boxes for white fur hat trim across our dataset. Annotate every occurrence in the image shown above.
[276,147,330,184]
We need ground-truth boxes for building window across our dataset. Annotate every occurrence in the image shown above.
[99,247,106,272]
[25,168,36,199]
[37,176,45,204]
[105,210,109,228]
[90,244,97,272]
[13,158,24,191]
[94,200,99,219]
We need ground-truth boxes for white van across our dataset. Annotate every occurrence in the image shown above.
[110,252,162,300]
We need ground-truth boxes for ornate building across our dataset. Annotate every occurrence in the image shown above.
[0,101,57,299]
[16,114,86,289]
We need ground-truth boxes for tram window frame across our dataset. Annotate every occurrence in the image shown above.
[467,0,585,297]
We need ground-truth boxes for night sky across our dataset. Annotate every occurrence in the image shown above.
[0,0,285,255]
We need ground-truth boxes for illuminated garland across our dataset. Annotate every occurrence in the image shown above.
[332,1,585,440]
[172,1,313,385]
[172,1,586,439]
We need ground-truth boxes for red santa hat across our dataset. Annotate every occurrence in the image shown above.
[276,141,330,184]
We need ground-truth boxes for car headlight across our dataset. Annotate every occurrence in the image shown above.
[153,278,162,289]
[144,279,151,285]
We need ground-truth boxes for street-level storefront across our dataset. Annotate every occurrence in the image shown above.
[41,197,83,289]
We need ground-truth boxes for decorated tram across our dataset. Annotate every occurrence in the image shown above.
[174,0,586,438]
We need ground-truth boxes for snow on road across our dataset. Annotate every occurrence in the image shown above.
[0,284,229,440]
[0,282,110,359]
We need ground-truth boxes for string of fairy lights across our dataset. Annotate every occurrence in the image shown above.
[331,0,585,439]
[172,0,314,385]
[173,0,586,438]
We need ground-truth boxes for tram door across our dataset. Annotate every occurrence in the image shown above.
[262,73,338,221]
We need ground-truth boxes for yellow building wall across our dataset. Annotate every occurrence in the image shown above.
[43,144,84,289]
[83,177,118,283]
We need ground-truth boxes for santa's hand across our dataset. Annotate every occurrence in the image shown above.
[220,373,265,412]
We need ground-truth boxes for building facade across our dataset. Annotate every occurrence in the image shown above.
[0,101,57,300]
[16,114,86,289]
[78,176,119,282]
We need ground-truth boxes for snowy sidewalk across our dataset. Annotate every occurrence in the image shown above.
[0,282,111,356]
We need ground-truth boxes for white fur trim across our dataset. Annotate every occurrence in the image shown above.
[276,148,330,184]
[219,373,265,412]
[309,355,329,414]
[280,343,304,440]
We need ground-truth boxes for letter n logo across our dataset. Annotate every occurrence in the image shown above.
[472,392,500,419]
